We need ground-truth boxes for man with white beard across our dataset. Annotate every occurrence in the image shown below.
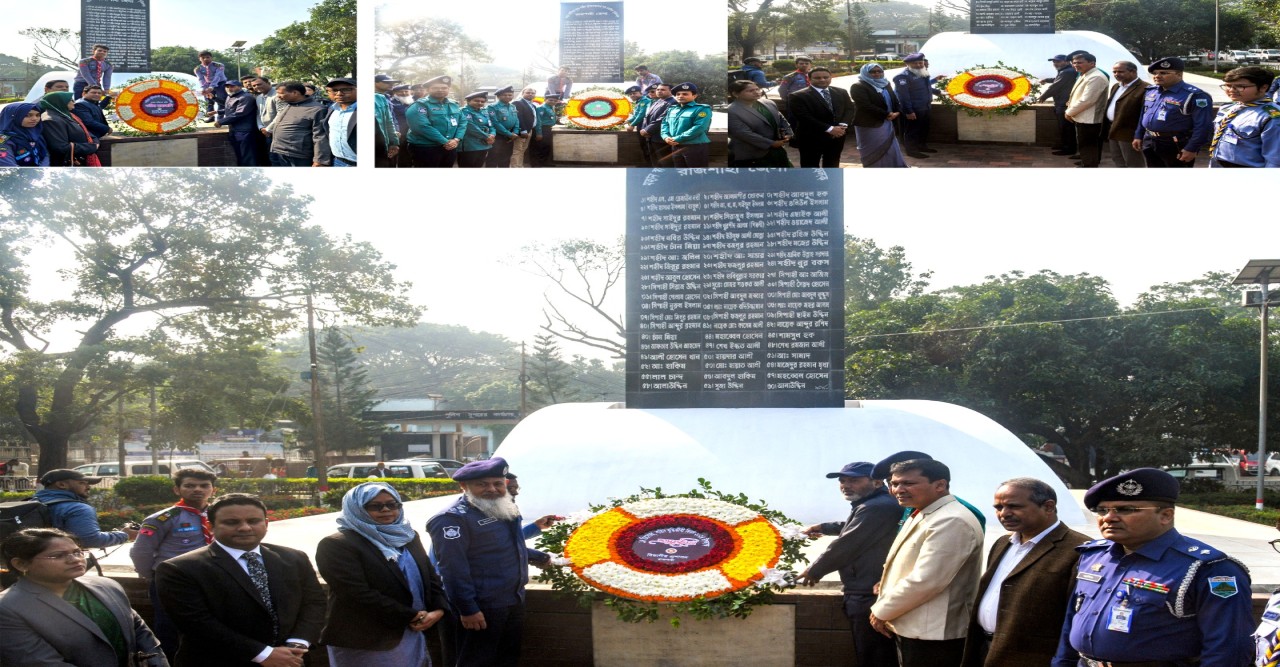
[427,457,533,667]
[796,462,901,667]
[892,52,944,158]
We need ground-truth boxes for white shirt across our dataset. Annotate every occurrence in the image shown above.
[213,540,310,662]
[1107,78,1141,122]
[976,520,1061,634]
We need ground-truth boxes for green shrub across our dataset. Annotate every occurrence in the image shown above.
[112,476,175,506]
[771,59,796,74]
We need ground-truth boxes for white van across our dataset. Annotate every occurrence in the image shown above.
[326,460,449,479]
[72,460,216,478]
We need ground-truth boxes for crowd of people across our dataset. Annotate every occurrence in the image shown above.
[374,65,715,168]
[727,50,1279,168]
[2,452,1275,666]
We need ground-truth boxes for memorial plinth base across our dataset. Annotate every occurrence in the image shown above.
[927,103,1059,146]
[955,109,1037,143]
[99,127,238,167]
[592,603,795,666]
[549,127,729,167]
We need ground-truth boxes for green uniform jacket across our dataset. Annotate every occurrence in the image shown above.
[627,97,652,127]
[661,101,713,144]
[460,106,495,152]
[487,101,521,138]
[536,103,558,138]
[407,97,465,147]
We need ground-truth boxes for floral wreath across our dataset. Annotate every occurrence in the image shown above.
[562,86,634,130]
[113,77,202,133]
[937,62,1037,116]
[536,479,809,626]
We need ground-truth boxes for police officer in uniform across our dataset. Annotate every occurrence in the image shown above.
[130,468,217,662]
[457,91,495,168]
[1051,468,1253,667]
[1208,66,1280,168]
[893,52,943,157]
[662,82,714,167]
[389,82,414,167]
[407,75,466,168]
[531,92,560,167]
[486,86,522,168]
[1132,57,1216,167]
[627,86,655,164]
[427,457,532,667]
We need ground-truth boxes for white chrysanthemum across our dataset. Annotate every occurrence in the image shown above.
[582,562,734,598]
[623,498,759,524]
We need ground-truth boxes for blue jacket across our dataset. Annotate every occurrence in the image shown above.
[891,71,942,115]
[1135,81,1216,152]
[72,99,111,138]
[33,488,128,549]
[426,495,529,615]
[218,90,259,133]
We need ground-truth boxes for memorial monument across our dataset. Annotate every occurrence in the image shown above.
[559,2,624,82]
[82,0,151,73]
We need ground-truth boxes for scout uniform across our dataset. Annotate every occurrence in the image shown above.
[130,501,212,661]
[661,82,713,168]
[1052,468,1254,667]
[486,86,521,168]
[1135,58,1216,167]
[458,91,495,168]
[1208,94,1280,168]
[1255,588,1280,666]
[531,94,560,167]
[407,75,466,168]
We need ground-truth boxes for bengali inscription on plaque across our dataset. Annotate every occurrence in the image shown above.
[625,169,845,409]
[560,2,624,82]
[970,0,1055,34]
[82,0,151,72]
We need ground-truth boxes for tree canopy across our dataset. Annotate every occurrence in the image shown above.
[255,0,356,82]
[0,170,418,470]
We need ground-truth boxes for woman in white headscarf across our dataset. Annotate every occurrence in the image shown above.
[847,63,907,168]
[315,482,445,666]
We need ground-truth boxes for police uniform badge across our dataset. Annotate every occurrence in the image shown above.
[1158,60,1171,69]
[698,112,707,117]
[1117,479,1143,496]
[443,525,462,540]
[1208,576,1239,598]
[1195,98,1209,108]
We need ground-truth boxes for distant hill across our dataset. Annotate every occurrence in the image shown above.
[0,52,55,80]
[863,1,968,34]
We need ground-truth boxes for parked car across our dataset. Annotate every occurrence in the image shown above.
[72,460,215,478]
[1259,49,1280,62]
[1240,452,1280,476]
[1222,50,1263,65]
[326,460,449,479]
[406,457,465,477]
[1181,53,1206,67]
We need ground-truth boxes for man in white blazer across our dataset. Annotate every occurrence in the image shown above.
[870,458,983,667]
[1064,52,1111,167]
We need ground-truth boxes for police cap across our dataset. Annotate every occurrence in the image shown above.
[464,90,488,101]
[544,92,562,100]
[374,74,401,84]
[495,85,515,95]
[325,77,356,88]
[1048,54,1070,62]
[872,451,933,480]
[223,80,242,88]
[903,52,927,63]
[424,75,452,87]
[453,457,510,481]
[671,82,699,94]
[826,462,875,479]
[390,83,410,92]
[40,469,102,486]
[624,85,641,94]
[1083,467,1179,509]
[1148,57,1185,72]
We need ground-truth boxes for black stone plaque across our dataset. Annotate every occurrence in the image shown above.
[970,0,1056,34]
[625,169,845,409]
[81,0,151,73]
[559,2,624,82]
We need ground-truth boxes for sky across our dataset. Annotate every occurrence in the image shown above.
[5,0,320,64]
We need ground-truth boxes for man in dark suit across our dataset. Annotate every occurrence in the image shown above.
[1038,54,1080,155]
[324,77,357,166]
[639,83,676,166]
[962,478,1089,667]
[1104,61,1148,167]
[155,494,325,667]
[786,67,854,167]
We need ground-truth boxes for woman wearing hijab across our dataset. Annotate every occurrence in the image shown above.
[848,63,907,168]
[726,80,794,167]
[0,103,51,167]
[39,91,100,167]
[316,482,446,666]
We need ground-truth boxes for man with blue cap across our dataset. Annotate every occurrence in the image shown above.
[1051,468,1253,667]
[427,457,532,667]
[662,82,713,167]
[892,52,943,158]
[1037,54,1080,156]
[798,461,900,667]
[215,79,259,167]
[1132,57,1216,167]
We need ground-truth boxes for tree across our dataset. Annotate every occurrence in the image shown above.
[845,235,932,312]
[0,169,420,471]
[633,51,730,106]
[729,0,782,60]
[17,27,81,70]
[375,16,493,85]
[779,0,846,54]
[521,238,626,359]
[255,0,357,82]
[844,3,876,55]
[1056,0,1254,59]
[526,334,581,410]
[306,328,383,457]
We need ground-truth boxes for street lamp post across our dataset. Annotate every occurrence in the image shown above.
[1213,0,1220,74]
[1234,259,1280,510]
[230,40,247,80]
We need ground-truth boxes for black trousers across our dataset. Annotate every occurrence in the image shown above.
[636,129,652,164]
[671,143,710,168]
[227,130,257,166]
[411,144,457,168]
[455,602,524,667]
[844,594,897,667]
[1141,135,1196,167]
[648,140,672,167]
[486,136,515,167]
[897,636,966,667]
[375,131,395,168]
[531,129,554,166]
[1074,122,1104,167]
[148,579,179,664]
[798,137,845,167]
[1054,106,1077,152]
[457,149,488,168]
[901,111,931,150]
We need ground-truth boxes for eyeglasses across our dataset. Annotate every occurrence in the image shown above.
[1090,506,1164,517]
[36,550,87,561]
[1219,84,1260,91]
[364,501,402,512]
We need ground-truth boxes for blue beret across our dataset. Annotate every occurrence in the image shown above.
[671,82,698,93]
[1083,468,1179,509]
[872,450,933,480]
[902,52,926,63]
[1148,57,1184,72]
[826,461,875,479]
[452,457,509,481]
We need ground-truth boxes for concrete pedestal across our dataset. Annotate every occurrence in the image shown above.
[956,109,1038,143]
[592,603,795,666]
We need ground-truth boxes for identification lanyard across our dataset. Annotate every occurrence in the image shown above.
[1107,584,1134,633]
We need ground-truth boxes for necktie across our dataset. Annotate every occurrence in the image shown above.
[820,88,832,110]
[244,552,279,636]
[1210,96,1271,160]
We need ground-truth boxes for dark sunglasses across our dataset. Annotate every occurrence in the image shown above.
[364,501,402,512]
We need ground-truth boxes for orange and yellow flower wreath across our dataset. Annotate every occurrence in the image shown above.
[114,79,202,133]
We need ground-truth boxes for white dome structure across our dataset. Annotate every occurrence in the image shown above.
[912,30,1142,80]
[495,400,1084,527]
